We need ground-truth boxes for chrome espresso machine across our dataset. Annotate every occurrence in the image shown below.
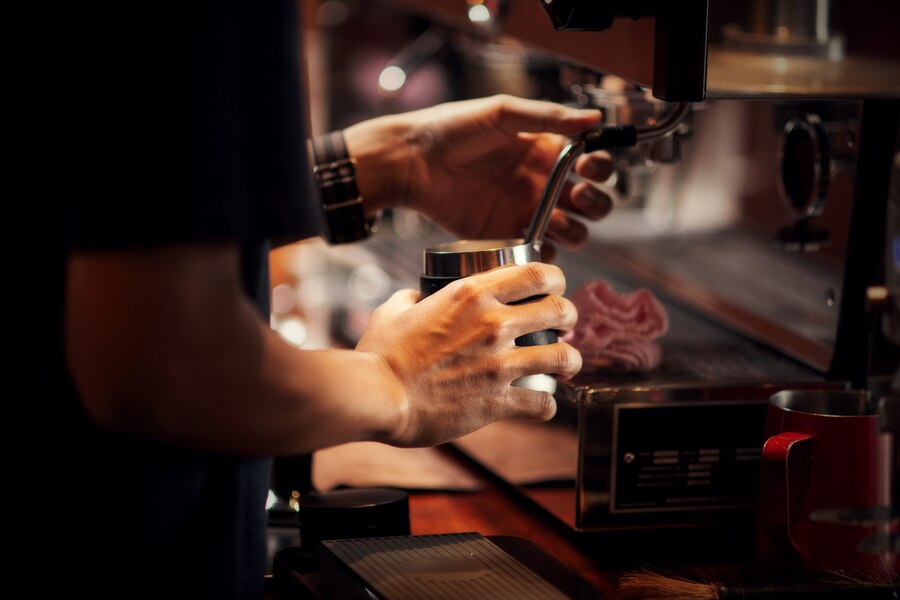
[305,0,900,563]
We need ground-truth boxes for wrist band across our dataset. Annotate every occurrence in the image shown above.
[310,130,377,244]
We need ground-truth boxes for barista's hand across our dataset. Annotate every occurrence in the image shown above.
[344,94,614,258]
[355,262,582,447]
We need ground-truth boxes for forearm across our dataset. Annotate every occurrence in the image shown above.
[144,320,403,456]
[65,245,403,457]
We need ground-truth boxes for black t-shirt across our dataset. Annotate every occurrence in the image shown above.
[5,1,320,597]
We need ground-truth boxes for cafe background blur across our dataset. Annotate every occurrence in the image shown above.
[271,0,900,357]
[275,0,750,352]
[274,0,700,352]
[271,0,447,354]
[268,1,900,549]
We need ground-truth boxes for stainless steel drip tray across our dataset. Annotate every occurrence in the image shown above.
[562,248,828,389]
[572,342,822,388]
[566,227,844,373]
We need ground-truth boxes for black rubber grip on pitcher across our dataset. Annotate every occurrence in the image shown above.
[419,275,458,300]
[514,329,558,346]
[508,295,558,347]
[420,276,557,347]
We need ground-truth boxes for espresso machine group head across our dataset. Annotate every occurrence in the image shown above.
[539,0,710,102]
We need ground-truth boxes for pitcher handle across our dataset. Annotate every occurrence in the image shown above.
[760,431,814,561]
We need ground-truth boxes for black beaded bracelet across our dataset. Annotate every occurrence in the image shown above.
[310,130,378,244]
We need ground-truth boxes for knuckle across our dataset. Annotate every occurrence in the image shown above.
[535,391,556,421]
[490,94,514,125]
[520,263,548,291]
[448,279,482,306]
[492,388,515,418]
[481,314,506,346]
[492,93,514,111]
[549,103,569,123]
[546,295,570,325]
[483,357,506,383]
[554,343,572,372]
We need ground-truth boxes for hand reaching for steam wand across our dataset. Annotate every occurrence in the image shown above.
[344,94,615,261]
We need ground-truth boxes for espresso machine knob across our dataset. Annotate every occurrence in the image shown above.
[774,113,832,251]
[538,0,710,102]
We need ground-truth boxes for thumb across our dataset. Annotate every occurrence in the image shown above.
[493,95,601,138]
[373,288,419,321]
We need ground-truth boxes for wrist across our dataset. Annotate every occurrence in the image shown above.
[343,115,427,216]
[357,350,411,446]
[310,130,378,244]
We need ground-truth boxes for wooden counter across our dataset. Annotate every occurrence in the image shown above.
[405,446,763,599]
[267,442,900,598]
[406,450,619,597]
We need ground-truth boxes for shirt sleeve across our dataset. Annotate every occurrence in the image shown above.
[63,0,321,250]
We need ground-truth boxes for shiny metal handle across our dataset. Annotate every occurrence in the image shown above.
[523,135,588,249]
[524,102,691,250]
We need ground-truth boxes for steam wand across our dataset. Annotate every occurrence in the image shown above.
[524,101,691,250]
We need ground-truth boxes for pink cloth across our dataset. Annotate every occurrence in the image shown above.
[563,280,669,373]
